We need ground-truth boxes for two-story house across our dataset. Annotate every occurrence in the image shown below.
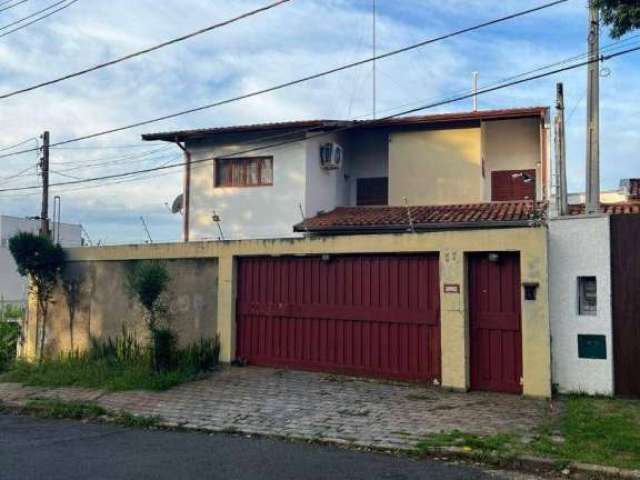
[138,107,553,398]
[142,107,549,241]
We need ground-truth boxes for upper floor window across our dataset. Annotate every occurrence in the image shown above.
[357,177,388,206]
[578,276,597,316]
[491,169,536,201]
[215,156,273,187]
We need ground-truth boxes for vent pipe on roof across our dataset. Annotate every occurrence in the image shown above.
[472,72,479,111]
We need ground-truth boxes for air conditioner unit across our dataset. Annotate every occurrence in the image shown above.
[319,142,343,170]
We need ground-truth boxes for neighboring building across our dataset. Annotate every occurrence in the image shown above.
[0,216,82,305]
[142,107,550,241]
[548,179,640,396]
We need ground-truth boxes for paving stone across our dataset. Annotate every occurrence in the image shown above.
[0,366,549,450]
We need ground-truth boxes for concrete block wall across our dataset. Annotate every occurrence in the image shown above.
[46,227,551,398]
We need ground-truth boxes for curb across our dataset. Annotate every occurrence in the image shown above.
[422,446,640,479]
[2,397,640,479]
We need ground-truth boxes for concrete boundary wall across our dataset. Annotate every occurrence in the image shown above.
[549,216,613,395]
[48,228,550,398]
[23,259,218,360]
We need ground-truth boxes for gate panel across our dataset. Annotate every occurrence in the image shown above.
[236,254,440,381]
[469,253,523,394]
[611,214,640,397]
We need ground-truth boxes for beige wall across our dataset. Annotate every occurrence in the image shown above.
[388,127,483,206]
[482,118,542,201]
[24,259,218,358]
[60,226,551,398]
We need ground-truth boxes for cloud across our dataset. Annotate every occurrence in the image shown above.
[0,0,639,243]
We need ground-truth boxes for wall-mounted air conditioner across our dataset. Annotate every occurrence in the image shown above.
[319,142,343,170]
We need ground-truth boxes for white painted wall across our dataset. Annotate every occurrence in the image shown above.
[549,215,613,395]
[0,216,82,304]
[188,132,307,241]
[304,131,350,217]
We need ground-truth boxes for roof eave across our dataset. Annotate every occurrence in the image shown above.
[293,219,541,235]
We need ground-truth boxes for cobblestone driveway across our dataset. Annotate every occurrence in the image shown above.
[0,367,550,450]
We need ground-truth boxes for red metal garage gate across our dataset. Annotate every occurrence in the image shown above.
[236,254,440,381]
[469,252,523,394]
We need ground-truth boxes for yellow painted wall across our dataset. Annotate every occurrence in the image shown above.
[58,226,551,398]
[388,127,482,206]
[482,118,542,201]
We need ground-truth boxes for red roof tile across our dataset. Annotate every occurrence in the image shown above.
[568,201,640,216]
[295,201,545,233]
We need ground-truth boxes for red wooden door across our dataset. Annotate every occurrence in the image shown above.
[469,253,522,394]
[236,254,440,381]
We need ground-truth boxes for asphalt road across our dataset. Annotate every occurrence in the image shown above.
[0,414,536,480]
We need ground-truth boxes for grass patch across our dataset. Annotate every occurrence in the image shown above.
[24,399,107,420]
[417,396,640,471]
[531,395,640,470]
[20,398,161,429]
[417,430,519,456]
[2,358,203,391]
[0,332,220,392]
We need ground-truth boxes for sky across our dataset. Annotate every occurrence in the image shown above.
[0,0,638,244]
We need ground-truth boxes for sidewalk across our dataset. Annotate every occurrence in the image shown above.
[0,366,549,451]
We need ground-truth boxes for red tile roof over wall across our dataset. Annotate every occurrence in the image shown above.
[568,202,640,216]
[295,201,545,233]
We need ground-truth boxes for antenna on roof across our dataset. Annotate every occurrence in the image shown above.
[140,216,153,243]
[403,197,415,233]
[211,210,225,241]
[298,203,309,234]
[472,72,479,111]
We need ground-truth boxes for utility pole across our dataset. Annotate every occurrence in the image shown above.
[555,83,568,216]
[39,131,50,238]
[372,0,376,119]
[585,0,600,214]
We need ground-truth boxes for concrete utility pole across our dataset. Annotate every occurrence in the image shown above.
[585,0,600,214]
[372,0,377,120]
[39,131,50,238]
[555,83,568,216]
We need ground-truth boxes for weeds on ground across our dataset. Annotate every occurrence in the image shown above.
[531,395,640,470]
[24,399,107,420]
[417,395,640,471]
[20,398,161,428]
[1,330,220,392]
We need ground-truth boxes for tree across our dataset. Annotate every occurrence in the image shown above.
[8,233,65,360]
[594,0,640,38]
[127,261,173,371]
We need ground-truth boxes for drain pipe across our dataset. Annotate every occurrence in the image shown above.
[175,139,191,243]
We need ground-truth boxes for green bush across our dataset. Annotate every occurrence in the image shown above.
[151,327,176,373]
[0,320,21,372]
[2,330,220,391]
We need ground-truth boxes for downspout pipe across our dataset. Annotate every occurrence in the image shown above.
[175,139,191,243]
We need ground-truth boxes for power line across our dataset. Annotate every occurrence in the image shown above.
[0,0,568,160]
[0,0,28,14]
[0,0,292,101]
[3,43,639,195]
[0,0,65,31]
[0,0,80,40]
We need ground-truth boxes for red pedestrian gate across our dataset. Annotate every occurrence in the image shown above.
[469,253,523,394]
[236,254,441,381]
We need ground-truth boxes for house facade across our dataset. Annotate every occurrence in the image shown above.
[142,107,549,241]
